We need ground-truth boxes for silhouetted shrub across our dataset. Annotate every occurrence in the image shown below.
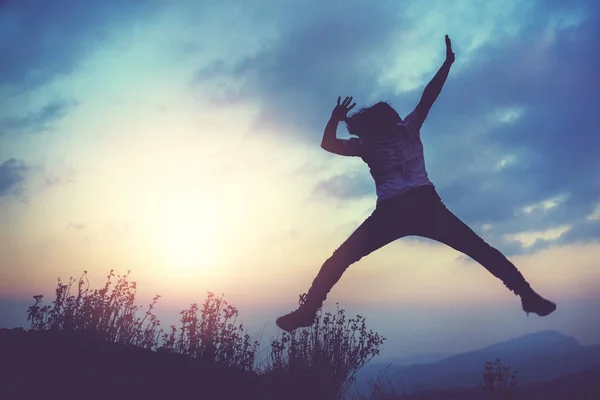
[266,299,386,398]
[480,358,518,399]
[27,270,259,371]
[158,292,259,370]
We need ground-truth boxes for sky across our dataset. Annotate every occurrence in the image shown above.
[0,0,599,362]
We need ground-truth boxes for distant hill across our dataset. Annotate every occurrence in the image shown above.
[350,330,600,397]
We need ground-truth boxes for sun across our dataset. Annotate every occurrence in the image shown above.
[159,194,220,272]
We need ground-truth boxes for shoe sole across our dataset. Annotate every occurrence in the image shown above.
[276,315,315,333]
[524,303,557,317]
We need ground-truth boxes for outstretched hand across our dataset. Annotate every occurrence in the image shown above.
[445,34,455,64]
[331,96,356,122]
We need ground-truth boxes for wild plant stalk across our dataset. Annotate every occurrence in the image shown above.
[267,300,386,397]
[27,270,161,348]
[481,358,518,399]
[158,292,260,371]
[26,270,259,371]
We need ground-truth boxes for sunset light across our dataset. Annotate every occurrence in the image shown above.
[159,194,220,271]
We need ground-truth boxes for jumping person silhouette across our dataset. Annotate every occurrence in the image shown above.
[276,35,556,333]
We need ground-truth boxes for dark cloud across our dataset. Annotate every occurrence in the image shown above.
[422,4,600,251]
[0,0,162,92]
[195,0,402,134]
[200,0,600,251]
[0,157,75,202]
[557,218,600,245]
[0,158,30,197]
[0,99,77,136]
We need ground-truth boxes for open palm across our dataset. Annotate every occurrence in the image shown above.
[332,96,356,122]
[445,34,455,64]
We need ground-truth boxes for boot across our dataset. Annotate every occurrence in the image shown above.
[276,292,324,332]
[494,266,556,317]
[520,286,557,317]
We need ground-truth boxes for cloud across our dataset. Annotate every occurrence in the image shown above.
[193,0,584,137]
[587,203,600,221]
[44,173,75,188]
[0,158,30,198]
[0,156,75,202]
[67,222,87,231]
[312,172,374,201]
[503,224,572,248]
[0,0,162,92]
[519,194,570,215]
[429,5,600,248]
[193,0,402,135]
[0,99,77,136]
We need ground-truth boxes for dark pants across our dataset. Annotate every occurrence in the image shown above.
[302,184,530,310]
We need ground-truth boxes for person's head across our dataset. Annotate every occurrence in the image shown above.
[345,101,402,138]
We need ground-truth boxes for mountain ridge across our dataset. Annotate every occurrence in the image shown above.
[351,330,600,396]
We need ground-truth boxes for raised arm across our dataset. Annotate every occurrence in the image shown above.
[321,96,360,156]
[415,35,455,122]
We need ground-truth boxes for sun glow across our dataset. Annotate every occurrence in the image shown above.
[158,194,221,272]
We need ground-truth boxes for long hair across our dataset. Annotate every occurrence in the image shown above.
[345,101,402,138]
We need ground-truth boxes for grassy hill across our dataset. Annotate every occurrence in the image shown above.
[0,327,338,400]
